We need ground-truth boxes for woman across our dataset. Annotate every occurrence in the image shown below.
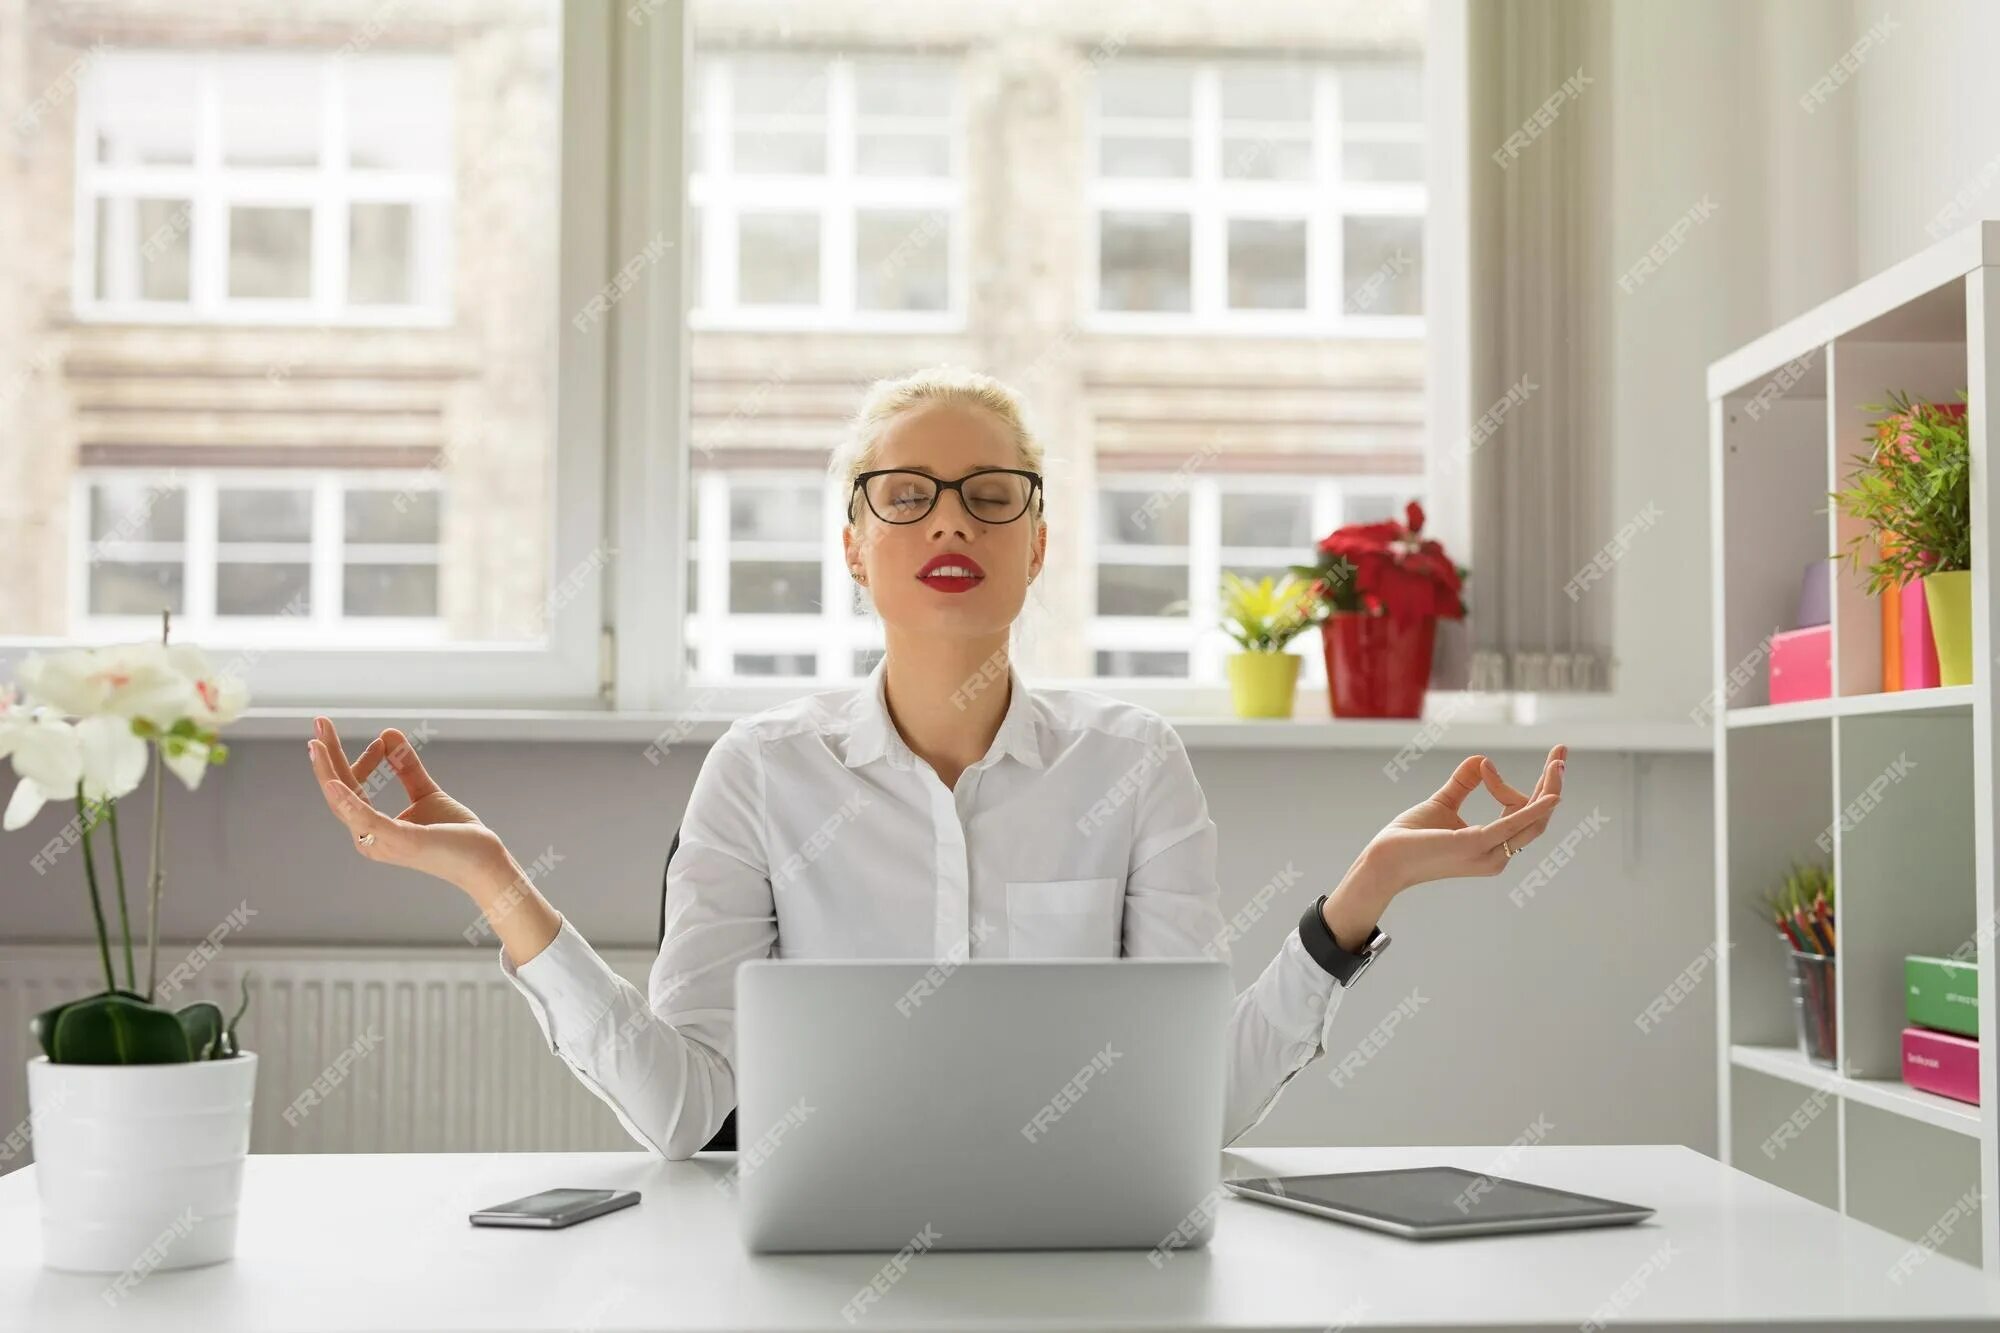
[307,365,1565,1159]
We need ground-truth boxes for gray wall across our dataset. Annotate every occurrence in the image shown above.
[5,731,1717,1153]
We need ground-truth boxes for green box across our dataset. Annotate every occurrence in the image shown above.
[1906,954,1979,1038]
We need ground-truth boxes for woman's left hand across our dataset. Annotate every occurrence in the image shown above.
[1343,746,1568,907]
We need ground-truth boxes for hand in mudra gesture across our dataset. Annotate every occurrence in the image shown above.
[307,717,504,892]
[1365,745,1567,891]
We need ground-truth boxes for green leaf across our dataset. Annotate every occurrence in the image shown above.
[176,1002,225,1061]
[49,993,192,1064]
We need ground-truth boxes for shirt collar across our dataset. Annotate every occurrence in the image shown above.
[841,654,1044,772]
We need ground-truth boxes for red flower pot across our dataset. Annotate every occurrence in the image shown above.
[1321,613,1436,719]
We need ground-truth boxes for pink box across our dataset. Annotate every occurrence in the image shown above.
[1768,624,1831,704]
[1903,1026,1979,1104]
[1900,578,1942,690]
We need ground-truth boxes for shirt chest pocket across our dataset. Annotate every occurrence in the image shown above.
[1004,877,1122,959]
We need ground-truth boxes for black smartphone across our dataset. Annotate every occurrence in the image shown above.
[469,1187,641,1229]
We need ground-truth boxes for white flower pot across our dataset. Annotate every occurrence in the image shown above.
[27,1051,257,1274]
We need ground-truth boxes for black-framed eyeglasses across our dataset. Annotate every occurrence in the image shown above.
[849,468,1044,526]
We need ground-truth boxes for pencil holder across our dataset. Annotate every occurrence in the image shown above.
[1787,950,1837,1068]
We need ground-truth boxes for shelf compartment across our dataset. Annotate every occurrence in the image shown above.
[1728,1060,1841,1210]
[1731,1043,1980,1138]
[1845,1100,1983,1269]
[1725,720,1836,1049]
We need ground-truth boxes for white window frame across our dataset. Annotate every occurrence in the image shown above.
[74,50,455,328]
[1089,473,1427,685]
[1085,59,1426,338]
[70,466,447,646]
[688,51,965,333]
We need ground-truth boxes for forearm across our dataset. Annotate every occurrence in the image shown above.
[1320,848,1403,952]
[461,848,564,971]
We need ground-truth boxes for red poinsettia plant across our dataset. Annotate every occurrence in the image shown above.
[1288,501,1468,622]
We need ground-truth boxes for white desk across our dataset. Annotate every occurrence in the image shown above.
[4,1144,1997,1331]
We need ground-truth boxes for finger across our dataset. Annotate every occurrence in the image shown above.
[378,728,442,802]
[349,735,388,787]
[318,780,404,860]
[1428,755,1487,814]
[313,716,362,791]
[1464,792,1561,852]
[1479,757,1530,811]
[1530,745,1568,802]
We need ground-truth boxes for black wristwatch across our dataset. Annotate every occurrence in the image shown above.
[1297,893,1391,986]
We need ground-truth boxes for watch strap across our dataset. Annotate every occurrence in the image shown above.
[1298,893,1381,986]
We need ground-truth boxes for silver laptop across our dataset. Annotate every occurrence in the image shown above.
[733,958,1229,1252]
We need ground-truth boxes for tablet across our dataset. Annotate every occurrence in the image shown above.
[1224,1167,1654,1239]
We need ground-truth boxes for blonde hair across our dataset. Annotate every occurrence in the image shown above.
[832,365,1046,525]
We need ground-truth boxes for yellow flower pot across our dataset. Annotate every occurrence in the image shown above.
[1226,652,1301,719]
[1923,570,1973,687]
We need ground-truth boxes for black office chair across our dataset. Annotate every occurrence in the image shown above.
[660,828,737,1153]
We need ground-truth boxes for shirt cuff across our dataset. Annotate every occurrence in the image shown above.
[498,913,621,1051]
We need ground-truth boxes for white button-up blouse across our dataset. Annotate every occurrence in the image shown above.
[499,656,1349,1159]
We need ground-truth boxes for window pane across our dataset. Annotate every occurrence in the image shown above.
[218,58,322,167]
[1219,63,1313,122]
[1099,134,1190,178]
[1099,489,1189,545]
[857,132,951,177]
[96,198,192,302]
[1341,64,1422,124]
[343,563,440,616]
[1099,63,1192,118]
[22,20,561,652]
[1222,134,1310,181]
[90,480,185,542]
[350,202,416,305]
[1096,563,1188,616]
[857,210,949,312]
[218,488,312,543]
[1099,212,1190,313]
[228,206,312,300]
[738,212,820,305]
[730,484,819,539]
[92,55,197,165]
[218,562,311,615]
[855,57,952,117]
[346,489,442,543]
[730,562,821,613]
[346,57,452,171]
[89,562,184,615]
[1221,493,1311,547]
[733,652,817,677]
[1343,492,1402,524]
[1227,218,1307,310]
[1095,649,1188,678]
[1345,137,1424,183]
[1343,216,1423,316]
[733,54,828,174]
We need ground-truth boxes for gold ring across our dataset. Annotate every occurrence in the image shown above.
[358,832,376,848]
[1502,838,1516,857]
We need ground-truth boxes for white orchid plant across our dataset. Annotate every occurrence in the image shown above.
[1,625,255,1063]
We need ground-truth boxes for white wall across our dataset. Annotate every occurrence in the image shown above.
[5,733,1718,1153]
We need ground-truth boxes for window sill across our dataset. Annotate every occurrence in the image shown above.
[231,702,1711,753]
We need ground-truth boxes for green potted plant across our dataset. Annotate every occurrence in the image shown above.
[1,617,256,1273]
[1215,572,1321,718]
[1832,391,1972,685]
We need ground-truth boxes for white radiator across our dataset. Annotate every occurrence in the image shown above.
[0,943,659,1171]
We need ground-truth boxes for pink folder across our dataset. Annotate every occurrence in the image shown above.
[1903,1026,1978,1104]
[1901,582,1941,690]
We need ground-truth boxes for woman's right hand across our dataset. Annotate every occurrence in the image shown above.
[306,716,508,896]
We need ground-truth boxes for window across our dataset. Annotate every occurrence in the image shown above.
[78,51,454,324]
[684,468,881,680]
[75,468,444,643]
[1089,58,1424,331]
[688,51,962,329]
[1090,475,1425,684]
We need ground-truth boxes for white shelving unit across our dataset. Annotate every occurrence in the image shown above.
[1708,222,2000,1272]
